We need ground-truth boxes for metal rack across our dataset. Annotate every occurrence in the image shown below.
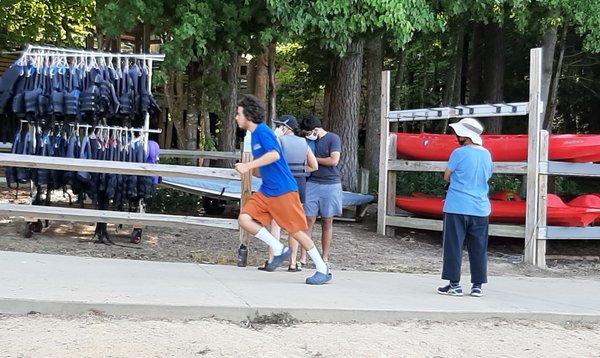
[0,45,242,234]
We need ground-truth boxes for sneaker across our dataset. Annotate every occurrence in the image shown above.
[470,286,483,297]
[264,247,291,272]
[437,284,463,296]
[305,270,332,285]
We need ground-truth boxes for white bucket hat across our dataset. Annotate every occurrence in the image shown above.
[449,117,484,145]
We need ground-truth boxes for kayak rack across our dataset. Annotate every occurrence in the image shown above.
[378,47,600,268]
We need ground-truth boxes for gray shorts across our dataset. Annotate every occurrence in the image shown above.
[304,181,343,218]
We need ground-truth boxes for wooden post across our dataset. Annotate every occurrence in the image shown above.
[239,131,252,247]
[536,130,549,267]
[359,168,369,194]
[377,71,391,235]
[386,134,397,236]
[524,48,543,265]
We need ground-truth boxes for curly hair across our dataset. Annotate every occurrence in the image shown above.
[237,95,266,124]
[301,115,322,131]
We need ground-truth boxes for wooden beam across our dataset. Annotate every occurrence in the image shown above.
[239,132,252,247]
[536,130,549,267]
[524,47,543,265]
[0,154,240,181]
[386,134,397,236]
[545,226,600,239]
[386,216,525,238]
[0,203,238,230]
[543,162,600,177]
[388,160,527,174]
[377,71,391,235]
[160,149,241,160]
[359,168,369,194]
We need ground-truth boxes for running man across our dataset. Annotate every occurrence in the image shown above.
[234,95,331,285]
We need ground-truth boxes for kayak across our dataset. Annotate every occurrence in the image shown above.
[395,133,600,162]
[395,192,600,227]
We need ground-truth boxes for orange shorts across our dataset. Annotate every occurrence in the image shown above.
[241,191,308,234]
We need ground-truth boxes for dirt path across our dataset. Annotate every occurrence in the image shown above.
[1,314,599,357]
[1,188,600,280]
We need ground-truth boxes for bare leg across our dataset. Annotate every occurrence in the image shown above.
[303,216,317,264]
[289,236,299,267]
[321,217,334,262]
[267,219,281,262]
[289,230,328,274]
[289,230,317,252]
[238,213,262,235]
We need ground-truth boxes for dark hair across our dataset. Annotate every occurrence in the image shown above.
[237,95,266,123]
[301,115,322,131]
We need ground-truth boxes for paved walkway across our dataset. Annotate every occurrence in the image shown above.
[1,251,599,323]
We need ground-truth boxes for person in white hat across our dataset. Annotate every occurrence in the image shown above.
[437,117,492,297]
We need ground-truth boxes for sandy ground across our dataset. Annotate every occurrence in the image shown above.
[1,187,600,280]
[0,313,599,357]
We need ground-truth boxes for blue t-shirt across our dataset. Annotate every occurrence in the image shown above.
[251,123,298,196]
[443,145,493,217]
[308,132,342,184]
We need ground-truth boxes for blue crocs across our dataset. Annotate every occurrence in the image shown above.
[305,270,332,285]
[264,247,291,272]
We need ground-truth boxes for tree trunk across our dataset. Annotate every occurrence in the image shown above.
[363,35,383,174]
[329,39,364,192]
[541,25,558,130]
[390,50,406,132]
[546,24,568,130]
[163,71,187,149]
[441,28,465,133]
[253,47,268,104]
[165,113,174,149]
[390,50,406,110]
[185,100,199,150]
[267,41,277,125]
[460,27,470,104]
[482,22,505,134]
[468,22,484,104]
[157,109,167,148]
[218,51,240,161]
[322,60,335,130]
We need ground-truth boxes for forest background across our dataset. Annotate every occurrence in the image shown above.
[1,0,599,200]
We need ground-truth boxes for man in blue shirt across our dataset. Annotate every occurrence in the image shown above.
[234,95,331,285]
[301,115,342,266]
[437,118,492,297]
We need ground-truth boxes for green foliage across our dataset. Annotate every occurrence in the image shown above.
[145,187,201,214]
[0,0,94,50]
[395,172,447,196]
[276,42,327,118]
[267,0,440,55]
[489,175,522,193]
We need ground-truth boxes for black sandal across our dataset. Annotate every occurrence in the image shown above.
[287,263,302,272]
[258,260,269,271]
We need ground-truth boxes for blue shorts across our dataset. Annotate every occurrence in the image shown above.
[304,181,342,218]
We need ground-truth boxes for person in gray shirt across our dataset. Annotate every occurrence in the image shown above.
[301,115,342,265]
[257,115,319,272]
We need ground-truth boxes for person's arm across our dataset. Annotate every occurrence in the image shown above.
[235,150,280,175]
[306,148,318,172]
[316,134,341,167]
[444,168,452,182]
[444,149,462,182]
[317,152,340,167]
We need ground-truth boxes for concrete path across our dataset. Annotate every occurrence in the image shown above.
[1,251,599,323]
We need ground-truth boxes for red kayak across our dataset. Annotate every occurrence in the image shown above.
[396,133,600,162]
[395,192,600,227]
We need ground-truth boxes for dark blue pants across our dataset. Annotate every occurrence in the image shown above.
[442,213,489,284]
